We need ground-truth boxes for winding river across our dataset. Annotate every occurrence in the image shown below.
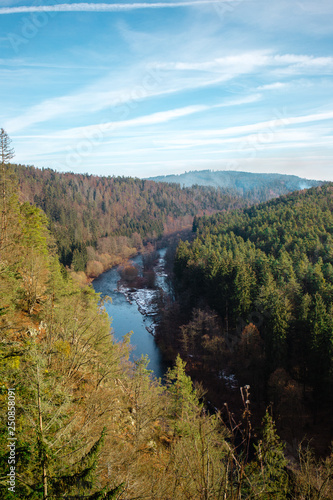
[92,250,169,379]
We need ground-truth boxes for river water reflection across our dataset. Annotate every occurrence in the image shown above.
[92,250,169,380]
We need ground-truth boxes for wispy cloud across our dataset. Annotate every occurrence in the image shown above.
[37,105,211,141]
[256,82,287,91]
[160,53,333,76]
[0,1,234,15]
[274,54,333,68]
[179,110,333,139]
[0,58,110,70]
[272,54,333,76]
[216,94,262,107]
[107,104,208,128]
[10,95,263,153]
[156,52,270,72]
[6,48,331,134]
[2,79,208,132]
[159,127,333,150]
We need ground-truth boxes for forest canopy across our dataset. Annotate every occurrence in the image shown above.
[173,184,333,425]
[13,163,250,274]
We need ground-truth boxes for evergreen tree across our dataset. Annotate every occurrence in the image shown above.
[166,354,201,434]
[249,411,289,499]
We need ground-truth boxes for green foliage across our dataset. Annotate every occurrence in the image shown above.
[166,355,202,434]
[245,411,289,499]
[174,184,333,396]
[256,412,288,497]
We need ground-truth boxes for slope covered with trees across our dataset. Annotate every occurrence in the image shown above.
[167,184,333,447]
[13,164,248,276]
[1,130,333,498]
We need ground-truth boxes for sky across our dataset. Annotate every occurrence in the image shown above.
[0,0,333,180]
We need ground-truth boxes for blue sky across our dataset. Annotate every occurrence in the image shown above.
[0,0,333,180]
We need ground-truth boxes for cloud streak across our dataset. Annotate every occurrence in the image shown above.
[167,110,333,140]
[49,104,210,140]
[0,1,232,15]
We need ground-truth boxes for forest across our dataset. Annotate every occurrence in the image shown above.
[13,163,249,278]
[1,129,333,498]
[157,184,333,455]
[12,164,318,281]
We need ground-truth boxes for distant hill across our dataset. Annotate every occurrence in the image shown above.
[148,170,323,200]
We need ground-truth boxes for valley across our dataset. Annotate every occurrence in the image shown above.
[1,156,333,498]
[2,0,333,496]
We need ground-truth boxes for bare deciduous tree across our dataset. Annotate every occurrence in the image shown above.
[0,128,15,244]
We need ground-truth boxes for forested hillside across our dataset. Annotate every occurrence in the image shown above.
[148,169,322,200]
[13,164,248,277]
[1,131,333,497]
[165,184,333,450]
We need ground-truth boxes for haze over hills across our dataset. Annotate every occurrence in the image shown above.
[148,170,323,199]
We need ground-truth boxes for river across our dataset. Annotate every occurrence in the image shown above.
[92,249,169,380]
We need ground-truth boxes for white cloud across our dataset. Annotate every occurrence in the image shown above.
[146,124,332,150]
[0,58,110,70]
[27,95,261,141]
[257,82,287,90]
[15,105,210,143]
[162,53,333,74]
[182,110,333,138]
[3,80,201,133]
[109,104,208,129]
[156,52,271,74]
[0,1,236,15]
[216,94,262,107]
[273,54,333,74]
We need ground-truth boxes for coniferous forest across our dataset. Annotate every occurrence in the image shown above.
[160,184,333,451]
[1,131,333,498]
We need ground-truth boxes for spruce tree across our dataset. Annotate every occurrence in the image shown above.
[250,411,289,499]
[166,354,202,435]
